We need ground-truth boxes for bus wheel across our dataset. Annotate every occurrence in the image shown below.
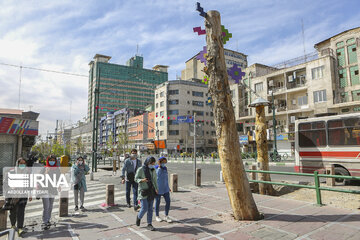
[334,167,350,185]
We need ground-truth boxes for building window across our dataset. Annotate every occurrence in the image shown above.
[188,111,190,114]
[156,103,158,108]
[168,110,179,115]
[311,66,324,80]
[187,91,190,94]
[298,121,326,147]
[210,112,214,117]
[255,83,263,93]
[160,101,164,107]
[211,131,216,135]
[206,112,209,116]
[169,90,179,95]
[169,130,179,135]
[160,130,164,136]
[193,111,204,116]
[160,121,164,126]
[192,101,204,107]
[156,94,158,99]
[187,101,190,104]
[192,91,204,97]
[298,95,308,106]
[313,90,327,103]
[160,111,164,117]
[169,100,179,105]
[169,120,179,125]
[160,91,164,97]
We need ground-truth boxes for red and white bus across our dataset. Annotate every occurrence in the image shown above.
[295,113,360,182]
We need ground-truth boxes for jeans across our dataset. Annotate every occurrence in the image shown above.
[138,198,154,224]
[74,187,85,207]
[42,197,55,224]
[9,201,26,228]
[155,192,171,216]
[125,181,138,206]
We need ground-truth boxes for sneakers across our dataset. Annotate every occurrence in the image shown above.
[136,216,141,226]
[146,224,155,231]
[41,223,50,230]
[155,216,163,222]
[80,206,85,211]
[164,216,173,223]
[127,203,132,208]
[17,228,26,237]
[134,205,140,211]
[74,206,79,211]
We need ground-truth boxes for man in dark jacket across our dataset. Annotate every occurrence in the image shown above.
[121,149,142,210]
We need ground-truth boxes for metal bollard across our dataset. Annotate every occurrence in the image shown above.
[196,168,201,186]
[326,164,335,186]
[0,199,8,230]
[170,173,178,192]
[220,170,224,182]
[106,184,115,206]
[90,171,94,181]
[59,191,69,217]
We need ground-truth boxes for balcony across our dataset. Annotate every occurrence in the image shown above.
[239,109,250,117]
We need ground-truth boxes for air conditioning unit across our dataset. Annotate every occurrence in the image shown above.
[269,80,274,87]
[292,99,296,105]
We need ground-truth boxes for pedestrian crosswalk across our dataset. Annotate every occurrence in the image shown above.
[23,181,126,218]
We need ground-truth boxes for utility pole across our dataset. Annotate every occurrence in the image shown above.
[193,113,196,186]
[91,67,100,172]
[272,91,278,161]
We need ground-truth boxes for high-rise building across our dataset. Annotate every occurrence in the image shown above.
[87,54,168,122]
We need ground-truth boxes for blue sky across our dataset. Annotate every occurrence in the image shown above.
[0,0,359,136]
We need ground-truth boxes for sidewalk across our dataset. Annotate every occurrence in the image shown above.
[9,171,360,240]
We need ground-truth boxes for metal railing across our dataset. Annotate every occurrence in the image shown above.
[245,169,360,206]
[0,229,15,240]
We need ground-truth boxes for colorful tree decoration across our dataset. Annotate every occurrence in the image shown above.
[227,64,245,84]
[206,96,212,106]
[221,25,232,44]
[196,46,207,65]
[202,75,209,85]
[193,26,206,35]
[196,2,207,17]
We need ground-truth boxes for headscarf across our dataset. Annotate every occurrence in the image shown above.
[143,156,156,199]
[46,155,58,168]
[73,156,86,186]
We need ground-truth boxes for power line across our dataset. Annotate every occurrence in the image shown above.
[0,62,88,78]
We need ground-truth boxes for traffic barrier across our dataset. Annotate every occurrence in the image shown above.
[106,184,115,206]
[59,191,69,217]
[196,168,201,186]
[326,164,335,186]
[246,169,360,206]
[170,173,178,192]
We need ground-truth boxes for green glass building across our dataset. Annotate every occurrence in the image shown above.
[88,54,168,122]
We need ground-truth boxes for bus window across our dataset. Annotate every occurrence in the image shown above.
[329,117,360,146]
[299,121,326,147]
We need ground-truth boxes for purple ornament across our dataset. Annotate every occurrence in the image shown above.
[227,64,245,84]
[196,46,207,65]
[193,26,206,35]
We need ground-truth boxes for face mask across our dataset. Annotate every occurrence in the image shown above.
[49,161,56,166]
[148,165,155,169]
[160,163,166,167]
[19,164,26,169]
[130,154,137,159]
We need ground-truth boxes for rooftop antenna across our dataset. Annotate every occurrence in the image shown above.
[18,64,22,109]
[301,19,307,63]
[136,44,139,56]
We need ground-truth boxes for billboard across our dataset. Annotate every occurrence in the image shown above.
[0,117,39,136]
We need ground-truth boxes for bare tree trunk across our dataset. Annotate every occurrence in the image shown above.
[255,106,275,195]
[204,10,261,221]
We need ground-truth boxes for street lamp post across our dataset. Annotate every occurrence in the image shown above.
[193,113,196,186]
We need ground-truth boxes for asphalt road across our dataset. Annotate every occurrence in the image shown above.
[166,162,314,187]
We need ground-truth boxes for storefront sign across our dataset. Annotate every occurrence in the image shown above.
[0,117,39,136]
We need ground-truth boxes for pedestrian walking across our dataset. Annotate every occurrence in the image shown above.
[41,155,60,230]
[5,158,32,237]
[154,157,172,223]
[121,149,141,210]
[71,156,90,211]
[135,156,158,231]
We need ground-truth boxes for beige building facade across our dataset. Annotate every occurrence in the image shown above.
[154,80,217,154]
[181,48,247,84]
[233,27,360,155]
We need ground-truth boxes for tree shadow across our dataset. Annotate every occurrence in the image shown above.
[263,213,360,223]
